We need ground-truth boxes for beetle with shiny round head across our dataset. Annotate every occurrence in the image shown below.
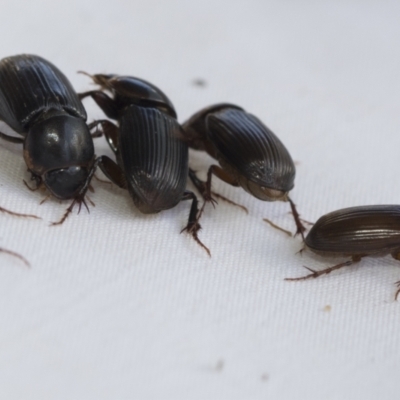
[79,73,209,255]
[286,205,400,299]
[0,54,99,224]
[181,103,305,238]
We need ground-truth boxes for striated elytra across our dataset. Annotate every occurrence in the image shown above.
[79,73,210,255]
[181,103,305,237]
[286,205,400,299]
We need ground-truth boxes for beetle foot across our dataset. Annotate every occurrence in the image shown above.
[0,247,30,267]
[181,221,211,257]
[50,196,90,226]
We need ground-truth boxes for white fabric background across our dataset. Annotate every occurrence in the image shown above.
[0,1,400,399]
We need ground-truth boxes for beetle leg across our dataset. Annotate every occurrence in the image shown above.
[288,197,306,240]
[189,167,247,214]
[180,190,210,257]
[98,156,127,189]
[51,157,102,226]
[285,255,362,281]
[0,205,39,219]
[79,90,119,120]
[0,131,23,144]
[263,218,292,237]
[0,247,29,267]
[88,120,119,153]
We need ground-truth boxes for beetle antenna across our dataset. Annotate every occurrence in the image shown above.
[0,247,30,267]
[263,218,292,237]
[0,205,40,219]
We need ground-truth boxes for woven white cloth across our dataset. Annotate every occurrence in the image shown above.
[0,1,399,399]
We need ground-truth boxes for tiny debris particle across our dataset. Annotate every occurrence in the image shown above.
[261,373,269,381]
[323,305,332,312]
[192,78,207,87]
[215,359,224,371]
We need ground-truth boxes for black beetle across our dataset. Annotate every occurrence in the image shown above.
[0,54,99,224]
[181,104,306,238]
[286,205,400,299]
[79,72,209,254]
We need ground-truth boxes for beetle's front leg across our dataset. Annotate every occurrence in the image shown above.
[88,120,119,153]
[51,157,102,226]
[180,190,210,256]
[288,197,307,240]
[79,90,118,120]
[189,167,247,213]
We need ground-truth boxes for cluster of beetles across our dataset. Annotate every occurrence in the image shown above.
[1,54,400,299]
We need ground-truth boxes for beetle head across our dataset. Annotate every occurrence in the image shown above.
[24,113,95,199]
[241,177,289,202]
[44,166,90,199]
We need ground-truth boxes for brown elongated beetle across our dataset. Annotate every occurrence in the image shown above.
[0,54,100,224]
[181,104,306,238]
[79,73,209,254]
[286,205,400,299]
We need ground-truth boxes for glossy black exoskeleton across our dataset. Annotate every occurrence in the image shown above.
[286,205,400,299]
[79,73,209,254]
[181,104,306,238]
[0,54,99,224]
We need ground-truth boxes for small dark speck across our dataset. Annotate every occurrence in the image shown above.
[261,373,269,381]
[192,78,207,88]
[215,359,224,371]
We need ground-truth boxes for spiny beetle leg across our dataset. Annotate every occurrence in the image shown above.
[0,247,30,267]
[285,255,362,281]
[288,197,306,240]
[180,190,210,257]
[79,90,118,120]
[51,157,101,226]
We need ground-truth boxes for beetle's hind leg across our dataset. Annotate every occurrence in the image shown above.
[189,167,247,215]
[180,190,210,256]
[285,255,362,281]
